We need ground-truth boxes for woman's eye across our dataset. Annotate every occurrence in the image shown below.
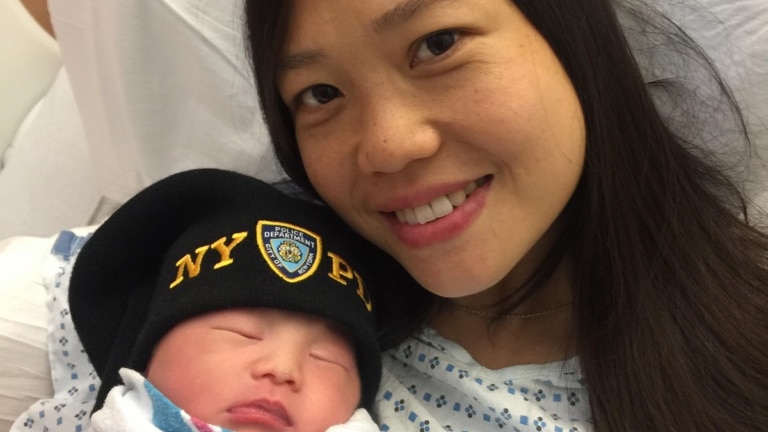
[299,84,341,107]
[413,30,460,64]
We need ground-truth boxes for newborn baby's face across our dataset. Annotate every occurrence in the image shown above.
[146,308,361,432]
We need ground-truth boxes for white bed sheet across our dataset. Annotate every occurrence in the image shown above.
[0,68,101,240]
[0,235,56,431]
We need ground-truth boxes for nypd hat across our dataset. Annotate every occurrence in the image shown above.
[69,168,392,412]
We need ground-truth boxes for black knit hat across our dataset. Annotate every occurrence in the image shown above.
[69,169,390,412]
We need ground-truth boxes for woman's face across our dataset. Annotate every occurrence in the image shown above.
[278,0,585,297]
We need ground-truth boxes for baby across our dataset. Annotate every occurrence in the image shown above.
[68,169,395,432]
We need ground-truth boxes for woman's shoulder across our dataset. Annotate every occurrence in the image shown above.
[376,328,591,431]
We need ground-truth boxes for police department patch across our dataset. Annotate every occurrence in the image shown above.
[256,220,322,282]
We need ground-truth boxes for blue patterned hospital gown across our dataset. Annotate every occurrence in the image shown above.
[376,327,591,431]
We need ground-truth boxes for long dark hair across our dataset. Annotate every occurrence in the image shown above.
[245,0,768,430]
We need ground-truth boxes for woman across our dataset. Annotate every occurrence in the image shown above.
[245,0,768,430]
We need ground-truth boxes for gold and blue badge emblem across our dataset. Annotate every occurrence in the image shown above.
[256,220,322,282]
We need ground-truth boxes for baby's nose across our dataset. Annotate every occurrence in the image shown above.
[250,350,303,390]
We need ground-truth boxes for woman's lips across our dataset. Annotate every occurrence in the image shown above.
[386,176,491,248]
[394,177,488,225]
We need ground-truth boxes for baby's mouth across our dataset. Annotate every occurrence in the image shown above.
[395,177,488,225]
[228,399,292,428]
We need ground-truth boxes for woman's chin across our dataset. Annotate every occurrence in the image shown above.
[409,267,505,300]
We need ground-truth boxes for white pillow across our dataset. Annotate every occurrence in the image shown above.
[651,0,768,204]
[0,68,102,239]
[47,0,285,205]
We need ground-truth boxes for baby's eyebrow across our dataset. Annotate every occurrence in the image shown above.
[373,0,458,33]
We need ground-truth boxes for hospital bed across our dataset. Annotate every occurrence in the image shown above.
[0,0,766,430]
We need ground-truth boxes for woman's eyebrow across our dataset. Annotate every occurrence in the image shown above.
[373,0,457,33]
[280,50,326,72]
[280,0,457,72]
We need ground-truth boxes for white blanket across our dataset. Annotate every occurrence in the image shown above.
[91,368,379,432]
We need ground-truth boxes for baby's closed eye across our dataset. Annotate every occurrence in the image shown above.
[309,343,355,370]
[212,326,263,341]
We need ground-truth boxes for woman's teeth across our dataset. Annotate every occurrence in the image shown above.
[395,180,480,225]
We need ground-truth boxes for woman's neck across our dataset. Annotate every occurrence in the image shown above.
[428,255,575,369]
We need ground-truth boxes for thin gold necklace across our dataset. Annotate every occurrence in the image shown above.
[443,299,573,319]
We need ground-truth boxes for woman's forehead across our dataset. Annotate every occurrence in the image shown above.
[286,0,473,38]
[282,0,502,61]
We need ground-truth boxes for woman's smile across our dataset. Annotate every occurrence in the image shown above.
[393,176,488,226]
[385,176,491,248]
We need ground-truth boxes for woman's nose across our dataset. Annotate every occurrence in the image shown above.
[355,92,441,174]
